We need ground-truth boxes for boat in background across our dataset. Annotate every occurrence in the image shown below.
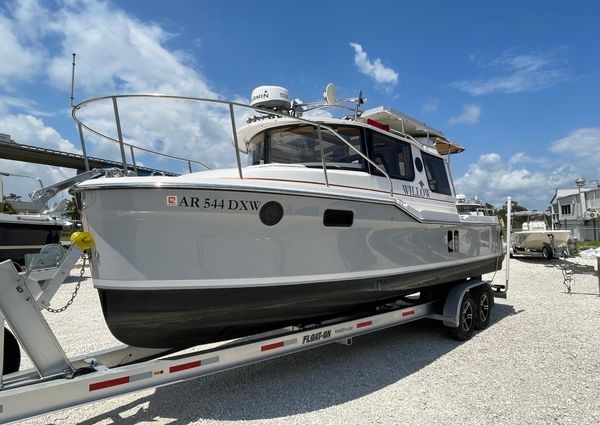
[511,211,571,259]
[456,194,495,216]
[0,173,64,265]
[72,84,504,349]
[0,213,63,265]
[0,169,103,265]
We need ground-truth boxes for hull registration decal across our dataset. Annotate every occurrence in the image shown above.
[167,195,262,211]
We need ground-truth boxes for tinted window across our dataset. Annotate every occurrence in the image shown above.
[422,152,452,195]
[248,132,265,165]
[250,125,365,171]
[415,157,423,172]
[369,131,414,181]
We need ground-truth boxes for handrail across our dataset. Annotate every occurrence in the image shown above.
[73,95,213,172]
[72,94,395,197]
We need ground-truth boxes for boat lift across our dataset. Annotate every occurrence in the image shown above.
[0,232,508,424]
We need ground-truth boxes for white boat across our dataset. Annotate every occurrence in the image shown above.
[72,85,504,348]
[456,195,494,216]
[511,211,570,259]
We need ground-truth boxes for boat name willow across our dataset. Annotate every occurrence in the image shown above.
[402,185,431,198]
[168,196,262,211]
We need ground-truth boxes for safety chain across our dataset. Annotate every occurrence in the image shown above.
[46,255,87,313]
[560,252,574,295]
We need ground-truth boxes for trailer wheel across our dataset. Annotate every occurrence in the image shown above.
[448,292,476,341]
[472,285,494,330]
[542,245,553,260]
[3,328,20,374]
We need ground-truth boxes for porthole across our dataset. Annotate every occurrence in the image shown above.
[259,201,284,226]
[415,157,423,172]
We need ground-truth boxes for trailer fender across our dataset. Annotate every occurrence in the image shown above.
[441,279,487,328]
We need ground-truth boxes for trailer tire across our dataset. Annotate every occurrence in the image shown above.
[448,292,476,341]
[472,285,494,330]
[542,245,553,260]
[3,328,20,374]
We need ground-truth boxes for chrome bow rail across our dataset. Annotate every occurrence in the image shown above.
[72,94,394,196]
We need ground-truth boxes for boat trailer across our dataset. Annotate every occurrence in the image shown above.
[0,233,507,424]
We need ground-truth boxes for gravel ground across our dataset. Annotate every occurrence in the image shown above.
[11,255,600,425]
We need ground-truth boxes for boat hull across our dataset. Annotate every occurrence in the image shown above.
[81,184,503,348]
[511,230,571,251]
[99,255,499,348]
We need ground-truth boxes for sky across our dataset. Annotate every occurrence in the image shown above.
[0,0,599,210]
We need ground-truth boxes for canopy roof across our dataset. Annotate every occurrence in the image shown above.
[360,107,465,155]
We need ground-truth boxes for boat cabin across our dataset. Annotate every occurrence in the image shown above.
[512,211,550,231]
[239,109,462,198]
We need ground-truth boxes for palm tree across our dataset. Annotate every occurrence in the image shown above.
[1,200,17,214]
[66,197,81,221]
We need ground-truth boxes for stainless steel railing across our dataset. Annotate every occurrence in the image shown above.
[72,94,395,196]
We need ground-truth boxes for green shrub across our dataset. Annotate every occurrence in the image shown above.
[578,240,600,250]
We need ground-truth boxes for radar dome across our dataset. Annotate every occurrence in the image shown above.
[250,86,291,110]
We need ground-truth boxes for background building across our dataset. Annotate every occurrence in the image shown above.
[550,178,600,241]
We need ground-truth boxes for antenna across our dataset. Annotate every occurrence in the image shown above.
[70,53,76,107]
[354,90,364,118]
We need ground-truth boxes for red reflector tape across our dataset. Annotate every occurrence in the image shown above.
[261,341,285,352]
[170,360,202,373]
[402,310,415,317]
[356,320,372,328]
[89,376,130,392]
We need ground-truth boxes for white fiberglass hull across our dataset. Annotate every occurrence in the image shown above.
[78,176,503,348]
[511,230,571,251]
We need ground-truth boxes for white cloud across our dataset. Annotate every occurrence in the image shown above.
[0,95,52,116]
[0,99,79,153]
[0,15,43,85]
[550,128,600,157]
[509,152,548,165]
[451,49,570,95]
[350,43,398,92]
[448,104,481,125]
[302,108,334,119]
[45,1,216,97]
[455,127,600,209]
[454,153,575,209]
[422,99,439,113]
[0,0,243,176]
[549,127,600,178]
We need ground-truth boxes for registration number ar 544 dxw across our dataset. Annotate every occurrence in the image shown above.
[167,195,262,211]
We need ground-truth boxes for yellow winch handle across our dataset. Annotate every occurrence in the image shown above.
[70,231,95,250]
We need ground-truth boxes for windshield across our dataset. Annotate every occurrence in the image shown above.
[248,125,366,170]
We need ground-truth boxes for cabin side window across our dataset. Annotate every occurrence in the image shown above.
[249,133,265,165]
[249,125,366,171]
[421,152,452,195]
[368,131,414,181]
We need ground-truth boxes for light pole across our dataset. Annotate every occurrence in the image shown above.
[0,172,45,213]
[0,172,44,189]
[575,177,586,218]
